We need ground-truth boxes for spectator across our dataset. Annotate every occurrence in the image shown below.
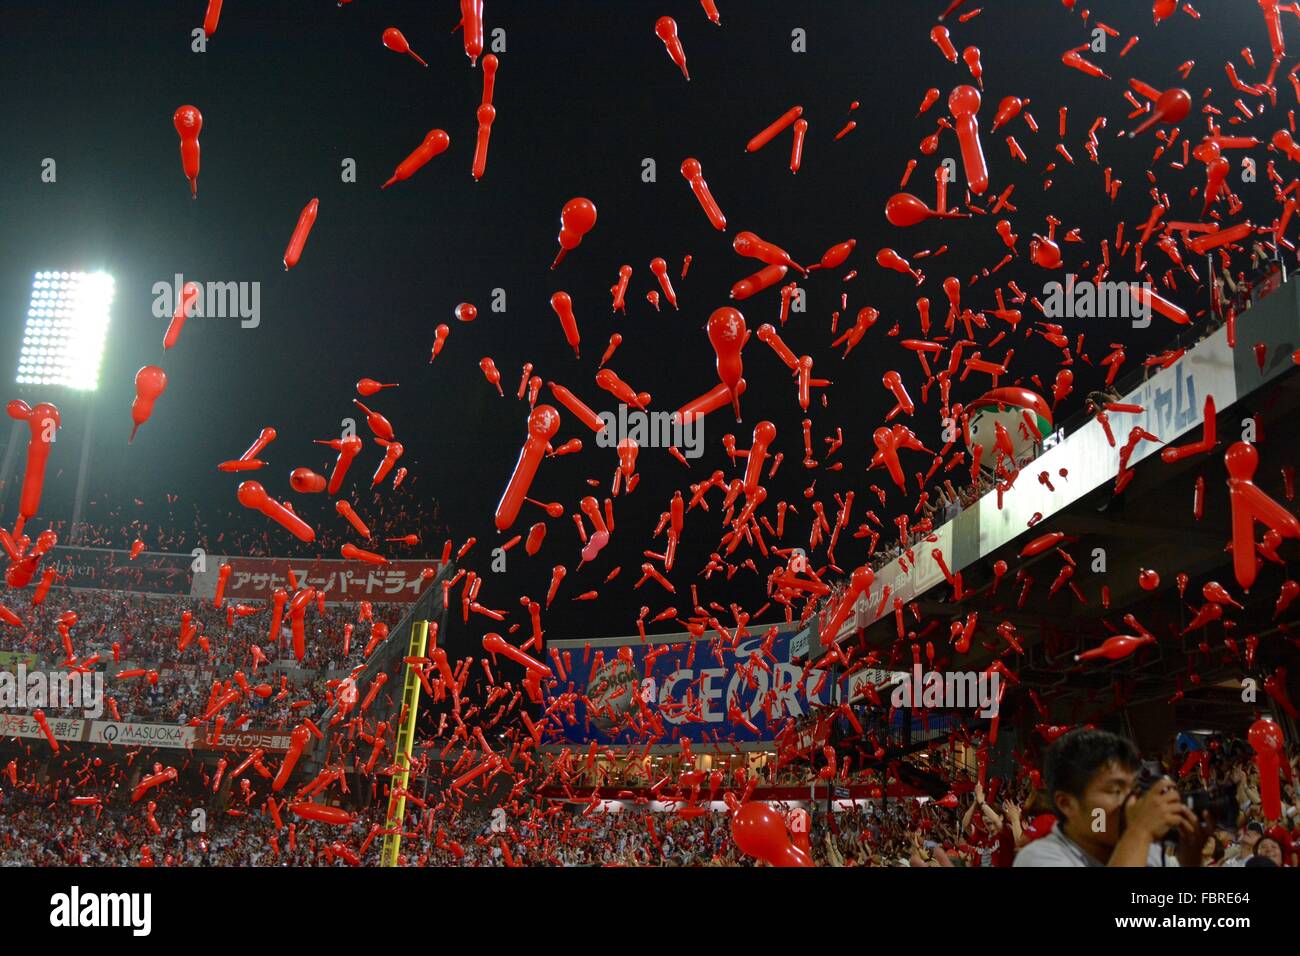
[1014,729,1211,867]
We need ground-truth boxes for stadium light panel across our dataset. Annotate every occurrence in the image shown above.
[16,270,115,391]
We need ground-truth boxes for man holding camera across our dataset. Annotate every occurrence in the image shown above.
[1015,729,1213,867]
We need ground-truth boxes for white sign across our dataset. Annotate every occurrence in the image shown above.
[0,713,84,742]
[88,721,196,750]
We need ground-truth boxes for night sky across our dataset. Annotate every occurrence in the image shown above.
[0,0,1278,644]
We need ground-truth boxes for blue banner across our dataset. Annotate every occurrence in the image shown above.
[545,629,849,747]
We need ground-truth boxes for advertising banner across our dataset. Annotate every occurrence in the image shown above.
[0,713,85,743]
[192,557,438,603]
[86,721,196,750]
[47,547,194,596]
[201,729,294,753]
[840,325,1241,638]
[977,326,1237,558]
[546,627,850,746]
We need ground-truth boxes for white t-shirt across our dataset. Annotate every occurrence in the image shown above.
[1014,822,1174,867]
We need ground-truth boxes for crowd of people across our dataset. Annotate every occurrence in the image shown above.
[894,242,1298,572]
[1214,241,1287,321]
[1,725,1293,868]
[1,586,403,726]
[397,729,1300,868]
[45,480,448,563]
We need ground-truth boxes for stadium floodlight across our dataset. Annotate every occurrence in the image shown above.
[16,271,115,391]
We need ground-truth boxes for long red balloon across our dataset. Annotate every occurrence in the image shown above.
[495,406,561,532]
[284,198,319,270]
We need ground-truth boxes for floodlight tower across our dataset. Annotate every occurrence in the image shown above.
[1,270,115,541]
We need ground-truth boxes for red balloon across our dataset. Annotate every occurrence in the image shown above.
[289,799,353,825]
[430,324,450,362]
[1202,581,1243,609]
[237,482,316,543]
[283,198,319,270]
[876,247,923,283]
[1029,235,1062,269]
[550,292,582,357]
[290,467,327,494]
[356,378,396,397]
[7,401,60,529]
[203,0,223,37]
[707,307,748,422]
[991,95,1023,131]
[315,435,364,495]
[353,400,395,441]
[885,192,967,227]
[163,282,200,351]
[1076,634,1155,662]
[821,564,874,643]
[681,158,727,231]
[341,543,387,566]
[473,104,496,181]
[483,632,552,677]
[744,422,776,493]
[815,238,856,271]
[382,128,449,188]
[495,406,562,532]
[480,357,504,396]
[930,25,958,62]
[675,379,746,423]
[747,106,802,153]
[480,56,498,109]
[372,441,403,486]
[552,199,598,268]
[733,230,806,274]
[949,85,988,195]
[655,17,690,80]
[381,27,428,67]
[731,802,813,867]
[172,105,202,198]
[649,258,679,309]
[610,265,633,314]
[1226,442,1300,590]
[1248,717,1285,820]
[963,46,983,86]
[129,366,167,443]
[1273,129,1300,162]
[1128,88,1191,137]
[460,0,484,66]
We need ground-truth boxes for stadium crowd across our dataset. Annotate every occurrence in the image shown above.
[48,480,448,562]
[1,587,402,727]
[1,729,1294,868]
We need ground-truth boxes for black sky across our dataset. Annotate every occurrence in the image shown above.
[0,0,1279,644]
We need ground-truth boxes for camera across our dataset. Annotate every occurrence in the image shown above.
[1134,760,1239,835]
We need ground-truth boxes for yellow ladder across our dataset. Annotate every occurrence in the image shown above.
[380,618,429,867]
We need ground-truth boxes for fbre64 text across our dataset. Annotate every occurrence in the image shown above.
[1131,893,1250,907]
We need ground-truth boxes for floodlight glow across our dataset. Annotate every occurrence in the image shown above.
[16,271,115,390]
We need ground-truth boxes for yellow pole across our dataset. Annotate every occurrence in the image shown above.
[380,618,429,867]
